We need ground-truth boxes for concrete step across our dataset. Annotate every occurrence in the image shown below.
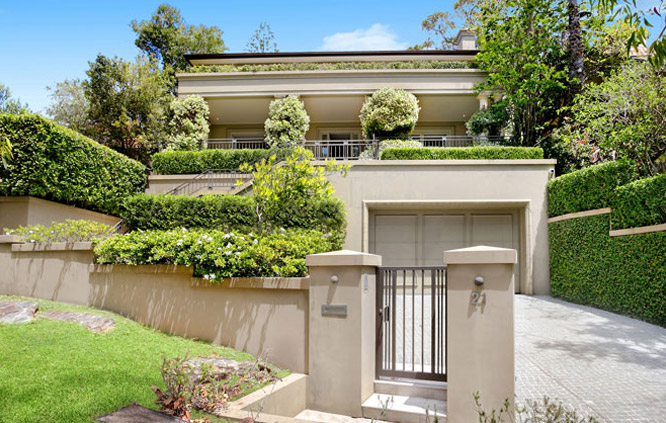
[362,393,447,423]
[374,379,447,401]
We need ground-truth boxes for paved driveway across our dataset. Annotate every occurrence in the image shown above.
[515,295,666,423]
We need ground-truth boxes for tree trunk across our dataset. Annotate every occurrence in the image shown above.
[568,0,585,86]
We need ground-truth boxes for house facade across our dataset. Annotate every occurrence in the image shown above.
[176,30,493,150]
[172,32,555,295]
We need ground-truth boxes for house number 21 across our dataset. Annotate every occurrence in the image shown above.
[471,291,486,306]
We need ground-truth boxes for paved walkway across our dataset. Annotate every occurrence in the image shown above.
[515,295,666,423]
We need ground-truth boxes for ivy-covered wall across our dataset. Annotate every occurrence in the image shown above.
[549,213,666,327]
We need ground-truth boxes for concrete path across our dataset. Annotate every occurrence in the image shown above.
[515,295,666,423]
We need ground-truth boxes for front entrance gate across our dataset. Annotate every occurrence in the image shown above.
[376,266,447,382]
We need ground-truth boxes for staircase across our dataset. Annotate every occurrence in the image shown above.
[362,379,447,423]
[164,169,253,196]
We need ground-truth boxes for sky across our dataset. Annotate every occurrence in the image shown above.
[0,0,663,112]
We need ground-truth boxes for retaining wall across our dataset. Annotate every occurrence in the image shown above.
[0,238,309,372]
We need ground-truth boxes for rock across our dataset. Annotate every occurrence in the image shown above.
[41,309,116,333]
[0,300,38,324]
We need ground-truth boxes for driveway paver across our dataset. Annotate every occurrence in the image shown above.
[515,295,666,423]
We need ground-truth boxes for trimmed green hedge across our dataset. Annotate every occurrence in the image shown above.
[611,173,666,230]
[547,160,638,217]
[0,114,146,216]
[151,149,269,175]
[122,194,257,231]
[122,194,346,246]
[94,228,336,278]
[549,213,666,326]
[380,146,544,161]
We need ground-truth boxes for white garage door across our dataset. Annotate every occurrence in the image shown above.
[371,211,520,292]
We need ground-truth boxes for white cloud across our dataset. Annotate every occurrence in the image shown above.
[320,24,407,51]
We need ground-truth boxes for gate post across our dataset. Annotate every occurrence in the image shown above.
[306,250,381,417]
[443,246,517,423]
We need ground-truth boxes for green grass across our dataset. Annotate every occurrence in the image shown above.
[0,295,286,423]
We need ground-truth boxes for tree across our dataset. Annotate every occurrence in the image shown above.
[84,54,171,163]
[359,88,420,139]
[409,12,456,50]
[474,0,570,146]
[246,22,278,53]
[0,84,29,114]
[568,0,585,86]
[241,147,348,232]
[264,95,310,148]
[131,4,226,74]
[45,79,91,134]
[600,0,666,67]
[165,95,210,151]
[560,61,666,175]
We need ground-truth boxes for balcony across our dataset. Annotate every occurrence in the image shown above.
[205,136,511,161]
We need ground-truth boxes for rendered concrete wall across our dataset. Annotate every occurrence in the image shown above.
[324,160,555,295]
[306,250,380,417]
[0,196,122,230]
[444,246,516,423]
[0,241,309,373]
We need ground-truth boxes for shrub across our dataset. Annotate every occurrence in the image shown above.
[381,146,544,160]
[611,173,666,229]
[240,147,348,237]
[122,194,258,231]
[4,220,114,243]
[465,103,509,137]
[549,213,666,327]
[358,139,423,160]
[264,96,310,148]
[359,88,420,139]
[121,194,346,246]
[547,160,639,217]
[151,149,270,174]
[0,114,146,215]
[94,228,337,278]
[165,96,210,151]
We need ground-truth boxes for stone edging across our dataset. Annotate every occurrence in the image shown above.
[11,242,93,252]
[609,222,666,237]
[547,208,611,224]
[0,235,24,244]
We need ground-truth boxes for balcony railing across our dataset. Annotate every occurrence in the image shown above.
[205,136,511,160]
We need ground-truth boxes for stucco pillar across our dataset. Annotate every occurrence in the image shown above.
[477,93,489,110]
[305,250,381,417]
[443,246,517,423]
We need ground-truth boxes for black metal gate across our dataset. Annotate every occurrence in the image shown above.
[376,266,447,382]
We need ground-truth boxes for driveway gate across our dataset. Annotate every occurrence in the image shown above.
[376,266,447,382]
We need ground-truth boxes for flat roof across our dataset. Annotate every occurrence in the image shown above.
[186,50,479,66]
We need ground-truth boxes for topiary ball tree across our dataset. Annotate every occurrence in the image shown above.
[359,87,420,139]
[264,95,310,148]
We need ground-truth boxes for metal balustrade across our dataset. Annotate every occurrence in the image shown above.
[205,136,511,160]
[165,169,253,196]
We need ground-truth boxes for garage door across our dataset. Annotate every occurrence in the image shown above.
[370,211,520,292]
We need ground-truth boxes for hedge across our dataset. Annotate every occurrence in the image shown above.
[380,146,544,161]
[121,194,346,247]
[122,194,257,231]
[151,149,270,175]
[611,173,666,230]
[549,213,666,327]
[547,160,638,218]
[94,228,337,278]
[0,114,146,216]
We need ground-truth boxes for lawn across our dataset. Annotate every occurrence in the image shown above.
[0,295,284,423]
